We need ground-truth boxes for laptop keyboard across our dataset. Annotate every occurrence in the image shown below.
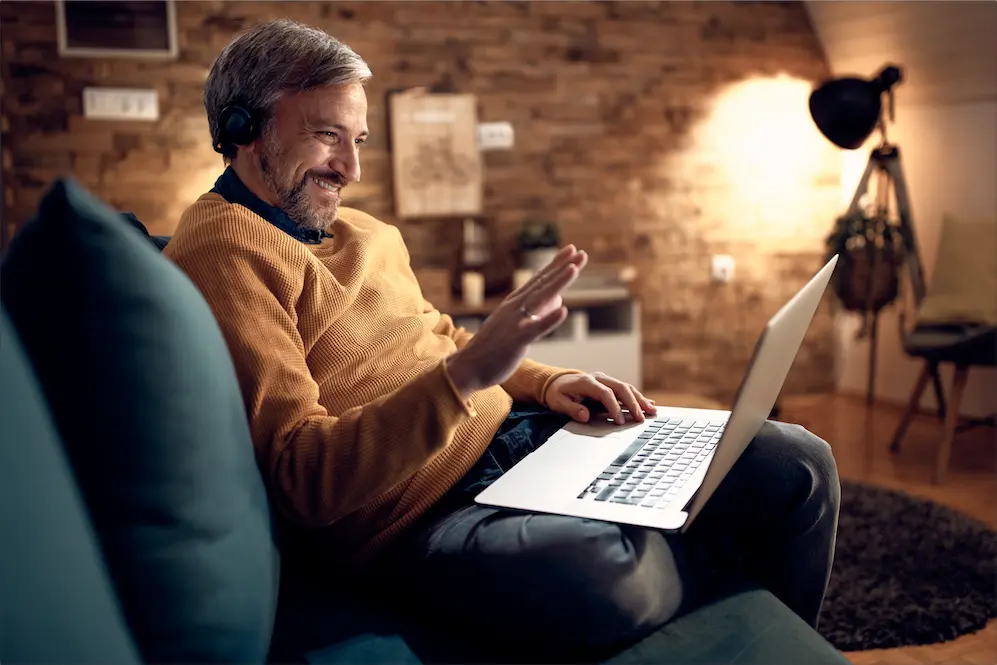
[576,417,725,509]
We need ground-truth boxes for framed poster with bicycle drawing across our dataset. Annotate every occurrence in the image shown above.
[389,91,483,218]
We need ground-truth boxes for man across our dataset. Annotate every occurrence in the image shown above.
[165,19,840,659]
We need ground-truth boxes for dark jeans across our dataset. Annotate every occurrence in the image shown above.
[432,403,572,510]
[384,403,840,660]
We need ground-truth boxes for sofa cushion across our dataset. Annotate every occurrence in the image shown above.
[120,211,170,250]
[0,307,141,665]
[268,575,848,665]
[0,178,279,664]
[268,577,422,665]
[603,587,850,665]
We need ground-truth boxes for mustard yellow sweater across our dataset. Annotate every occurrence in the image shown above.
[164,195,575,560]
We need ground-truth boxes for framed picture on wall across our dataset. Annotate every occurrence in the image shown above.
[56,0,178,59]
[388,90,483,218]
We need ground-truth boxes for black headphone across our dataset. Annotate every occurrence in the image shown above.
[213,104,259,154]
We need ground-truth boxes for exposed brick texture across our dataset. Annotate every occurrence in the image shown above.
[0,0,840,402]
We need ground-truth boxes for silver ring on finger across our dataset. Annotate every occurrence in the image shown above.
[520,304,541,322]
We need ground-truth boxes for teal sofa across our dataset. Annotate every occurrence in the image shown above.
[0,178,850,665]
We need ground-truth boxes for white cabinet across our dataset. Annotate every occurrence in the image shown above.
[452,294,643,390]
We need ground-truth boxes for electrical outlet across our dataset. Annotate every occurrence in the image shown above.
[711,254,735,283]
[477,121,514,151]
[83,87,159,121]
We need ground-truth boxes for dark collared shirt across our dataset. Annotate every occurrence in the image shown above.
[210,166,333,245]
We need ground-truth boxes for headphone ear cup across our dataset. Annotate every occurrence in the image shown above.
[217,105,258,150]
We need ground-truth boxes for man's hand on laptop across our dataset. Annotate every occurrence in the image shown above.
[446,245,587,400]
[545,372,656,425]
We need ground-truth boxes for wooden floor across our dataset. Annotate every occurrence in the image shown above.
[779,393,996,665]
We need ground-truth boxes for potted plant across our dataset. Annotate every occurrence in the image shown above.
[517,219,560,271]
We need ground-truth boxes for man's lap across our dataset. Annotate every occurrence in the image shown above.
[400,502,685,658]
[381,407,837,656]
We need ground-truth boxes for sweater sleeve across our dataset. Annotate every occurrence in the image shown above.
[167,234,475,529]
[425,300,474,349]
[502,357,583,406]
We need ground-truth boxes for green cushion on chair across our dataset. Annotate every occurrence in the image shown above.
[0,307,141,665]
[0,179,279,664]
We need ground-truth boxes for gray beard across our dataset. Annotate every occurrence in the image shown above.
[257,135,336,232]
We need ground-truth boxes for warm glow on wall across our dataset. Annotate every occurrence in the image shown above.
[681,74,841,248]
[702,75,827,189]
[179,158,226,210]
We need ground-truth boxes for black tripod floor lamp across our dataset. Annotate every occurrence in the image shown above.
[809,65,926,405]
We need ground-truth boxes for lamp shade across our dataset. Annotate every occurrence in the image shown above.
[809,65,902,150]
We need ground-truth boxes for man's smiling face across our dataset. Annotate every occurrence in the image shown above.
[254,83,369,231]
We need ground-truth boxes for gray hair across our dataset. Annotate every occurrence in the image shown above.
[204,19,372,158]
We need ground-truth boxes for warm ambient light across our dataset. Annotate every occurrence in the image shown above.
[673,74,840,248]
[701,75,835,201]
[180,158,226,210]
[839,142,876,209]
[176,115,227,217]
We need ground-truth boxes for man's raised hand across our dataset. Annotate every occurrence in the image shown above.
[446,245,588,399]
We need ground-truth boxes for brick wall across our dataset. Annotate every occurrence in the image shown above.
[0,0,841,401]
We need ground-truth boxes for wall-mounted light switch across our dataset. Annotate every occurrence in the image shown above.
[711,254,736,283]
[477,121,514,150]
[83,87,159,121]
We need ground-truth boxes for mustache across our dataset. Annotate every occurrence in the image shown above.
[305,170,348,188]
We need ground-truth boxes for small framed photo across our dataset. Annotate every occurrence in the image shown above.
[56,0,178,59]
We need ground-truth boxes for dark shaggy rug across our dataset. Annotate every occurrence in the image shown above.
[817,480,997,652]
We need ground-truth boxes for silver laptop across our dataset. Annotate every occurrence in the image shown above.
[474,255,838,533]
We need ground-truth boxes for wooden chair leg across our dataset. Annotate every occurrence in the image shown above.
[935,364,970,484]
[929,362,947,421]
[890,363,931,452]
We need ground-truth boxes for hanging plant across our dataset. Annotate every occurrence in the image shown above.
[824,210,906,317]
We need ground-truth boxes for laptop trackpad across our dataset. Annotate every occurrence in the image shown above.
[560,415,643,439]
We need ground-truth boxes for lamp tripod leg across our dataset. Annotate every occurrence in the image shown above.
[867,313,879,405]
[840,147,924,409]
[846,151,882,404]
[881,147,925,303]
[846,153,878,217]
